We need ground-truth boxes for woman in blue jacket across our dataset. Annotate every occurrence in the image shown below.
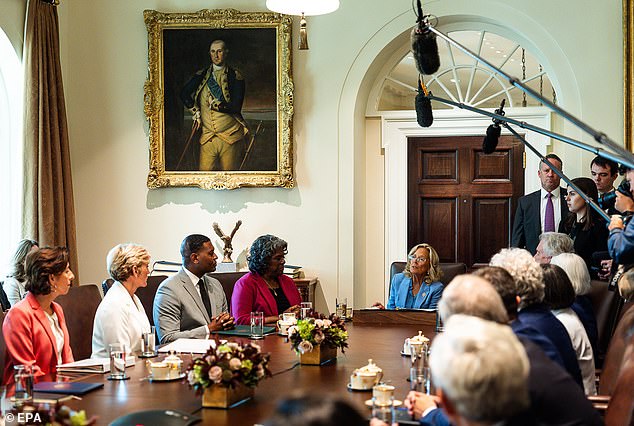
[375,243,444,310]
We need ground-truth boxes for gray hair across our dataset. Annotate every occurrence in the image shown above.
[107,243,150,283]
[490,248,544,309]
[430,314,530,422]
[550,253,592,295]
[439,275,509,324]
[539,232,574,257]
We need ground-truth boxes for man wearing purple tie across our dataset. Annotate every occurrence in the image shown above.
[511,154,569,255]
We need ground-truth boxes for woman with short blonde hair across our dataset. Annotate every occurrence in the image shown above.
[91,244,152,358]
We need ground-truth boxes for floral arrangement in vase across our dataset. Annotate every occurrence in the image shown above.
[288,313,349,354]
[186,341,271,394]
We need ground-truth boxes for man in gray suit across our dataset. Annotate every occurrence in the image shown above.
[154,234,234,344]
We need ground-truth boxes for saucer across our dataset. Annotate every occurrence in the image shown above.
[346,383,372,392]
[365,399,403,407]
[149,372,186,382]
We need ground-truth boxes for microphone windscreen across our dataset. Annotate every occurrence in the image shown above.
[415,92,433,128]
[482,124,501,154]
[411,26,440,75]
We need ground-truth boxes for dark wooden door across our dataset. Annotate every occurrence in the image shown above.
[407,135,524,268]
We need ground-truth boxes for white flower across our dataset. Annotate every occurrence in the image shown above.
[323,319,332,327]
[256,366,265,378]
[314,331,325,344]
[187,370,197,385]
[209,366,223,383]
[251,343,261,353]
[288,325,299,336]
[314,319,325,328]
[298,340,314,354]
[229,357,242,371]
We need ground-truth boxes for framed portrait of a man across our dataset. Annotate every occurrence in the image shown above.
[144,9,294,189]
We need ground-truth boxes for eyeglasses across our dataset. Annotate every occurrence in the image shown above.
[408,255,428,263]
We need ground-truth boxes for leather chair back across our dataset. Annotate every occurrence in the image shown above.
[0,310,6,374]
[137,275,168,327]
[102,278,114,296]
[389,262,467,286]
[588,280,622,366]
[599,301,634,395]
[604,338,634,426]
[209,272,247,306]
[55,284,103,360]
[0,281,10,311]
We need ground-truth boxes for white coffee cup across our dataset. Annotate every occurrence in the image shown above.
[373,384,395,404]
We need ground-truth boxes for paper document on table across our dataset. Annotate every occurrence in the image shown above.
[57,356,135,374]
[158,338,216,354]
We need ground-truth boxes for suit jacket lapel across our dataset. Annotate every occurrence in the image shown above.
[179,269,210,323]
[27,294,57,353]
[253,274,277,314]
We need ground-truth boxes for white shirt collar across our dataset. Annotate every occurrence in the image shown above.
[540,186,561,198]
[183,267,202,287]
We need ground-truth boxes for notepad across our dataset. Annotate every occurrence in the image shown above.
[33,381,104,395]
[57,356,135,374]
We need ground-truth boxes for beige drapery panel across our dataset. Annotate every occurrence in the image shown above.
[22,0,79,281]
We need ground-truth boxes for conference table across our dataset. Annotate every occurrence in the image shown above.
[48,319,436,425]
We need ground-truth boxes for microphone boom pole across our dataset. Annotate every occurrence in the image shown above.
[422,22,634,166]
[424,93,634,170]
[502,122,611,222]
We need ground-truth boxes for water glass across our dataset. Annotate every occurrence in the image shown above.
[300,302,312,319]
[13,365,34,406]
[141,326,156,357]
[410,366,431,394]
[250,312,264,339]
[371,396,394,423]
[336,297,348,319]
[108,343,128,380]
[410,342,428,368]
[435,310,444,333]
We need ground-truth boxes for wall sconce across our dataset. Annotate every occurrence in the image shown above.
[266,0,340,50]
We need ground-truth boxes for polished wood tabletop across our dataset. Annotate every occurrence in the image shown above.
[61,322,435,425]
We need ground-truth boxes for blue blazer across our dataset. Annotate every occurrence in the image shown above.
[386,273,443,310]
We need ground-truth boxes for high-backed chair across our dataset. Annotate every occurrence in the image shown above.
[597,301,634,396]
[137,275,168,327]
[0,310,6,374]
[588,280,623,367]
[604,346,634,426]
[209,271,247,306]
[0,281,11,311]
[389,262,467,286]
[55,284,103,360]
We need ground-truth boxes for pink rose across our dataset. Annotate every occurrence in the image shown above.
[208,366,223,383]
[229,357,242,371]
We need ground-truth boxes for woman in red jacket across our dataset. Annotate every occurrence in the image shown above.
[3,247,75,385]
[231,235,301,325]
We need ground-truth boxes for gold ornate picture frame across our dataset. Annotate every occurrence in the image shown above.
[625,0,633,152]
[144,9,294,189]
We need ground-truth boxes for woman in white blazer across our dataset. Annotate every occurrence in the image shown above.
[91,244,152,358]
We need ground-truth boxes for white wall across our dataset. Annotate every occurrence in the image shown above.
[1,0,624,310]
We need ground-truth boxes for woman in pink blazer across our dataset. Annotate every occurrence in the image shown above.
[231,235,301,325]
[3,247,75,385]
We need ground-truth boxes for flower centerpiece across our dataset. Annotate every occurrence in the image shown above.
[186,341,271,408]
[288,313,348,365]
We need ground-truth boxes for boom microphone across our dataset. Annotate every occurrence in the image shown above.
[411,0,440,75]
[415,77,433,127]
[482,99,506,154]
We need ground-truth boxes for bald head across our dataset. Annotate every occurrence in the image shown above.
[439,274,509,324]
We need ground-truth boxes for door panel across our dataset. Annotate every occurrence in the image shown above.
[407,135,524,268]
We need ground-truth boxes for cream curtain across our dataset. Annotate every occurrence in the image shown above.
[22,0,79,281]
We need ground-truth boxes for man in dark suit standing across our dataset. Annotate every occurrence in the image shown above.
[511,153,569,255]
